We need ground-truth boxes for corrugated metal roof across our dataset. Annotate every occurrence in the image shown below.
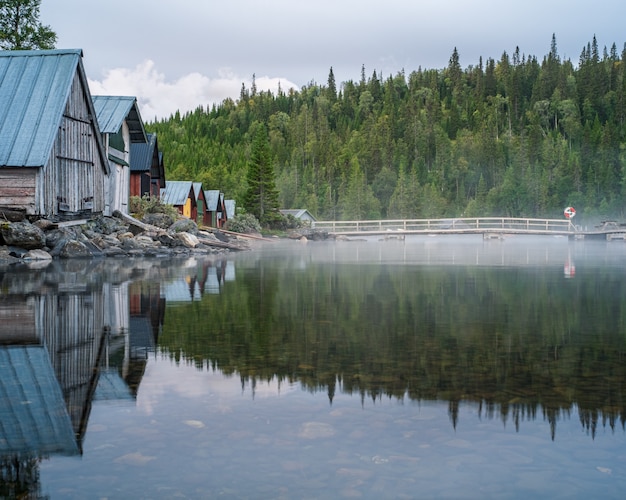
[160,180,194,206]
[193,182,204,202]
[93,95,147,143]
[0,346,79,456]
[280,209,317,221]
[224,199,236,219]
[130,132,157,172]
[0,49,107,170]
[205,190,220,210]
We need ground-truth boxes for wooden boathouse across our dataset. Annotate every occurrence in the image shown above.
[0,49,109,220]
[93,95,148,215]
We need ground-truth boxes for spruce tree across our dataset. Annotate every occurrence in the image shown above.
[243,125,281,227]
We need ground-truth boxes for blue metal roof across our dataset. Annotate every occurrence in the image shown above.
[204,190,220,210]
[130,132,157,172]
[160,180,194,206]
[0,346,79,457]
[92,95,147,143]
[0,49,106,169]
[193,182,204,202]
[224,199,236,219]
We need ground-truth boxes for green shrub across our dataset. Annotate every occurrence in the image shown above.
[130,195,178,220]
[225,213,262,234]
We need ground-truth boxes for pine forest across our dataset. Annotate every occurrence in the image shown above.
[147,35,626,223]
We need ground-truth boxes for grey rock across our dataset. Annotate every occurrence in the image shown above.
[143,212,176,229]
[0,220,45,249]
[169,218,198,235]
[58,239,93,259]
[24,249,53,261]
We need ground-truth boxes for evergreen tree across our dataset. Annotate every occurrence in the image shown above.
[145,35,626,222]
[326,66,337,102]
[242,125,281,227]
[0,0,56,50]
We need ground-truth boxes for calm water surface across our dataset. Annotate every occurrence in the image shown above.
[1,235,625,499]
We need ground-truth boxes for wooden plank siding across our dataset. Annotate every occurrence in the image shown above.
[39,71,106,216]
[0,168,36,212]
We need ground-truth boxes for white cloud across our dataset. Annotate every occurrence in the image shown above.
[88,60,300,122]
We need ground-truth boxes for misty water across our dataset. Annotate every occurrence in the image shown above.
[1,235,626,499]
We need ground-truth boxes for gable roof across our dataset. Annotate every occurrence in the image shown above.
[224,199,236,219]
[204,190,221,211]
[0,48,108,171]
[130,132,157,172]
[193,182,205,202]
[280,209,317,221]
[92,95,147,143]
[160,180,194,206]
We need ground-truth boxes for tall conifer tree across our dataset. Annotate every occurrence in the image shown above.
[243,125,281,226]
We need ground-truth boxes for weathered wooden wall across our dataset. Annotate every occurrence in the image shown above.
[0,168,36,214]
[43,71,106,216]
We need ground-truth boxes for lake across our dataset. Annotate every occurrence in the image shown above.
[1,235,625,499]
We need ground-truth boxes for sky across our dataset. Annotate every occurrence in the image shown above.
[40,0,626,122]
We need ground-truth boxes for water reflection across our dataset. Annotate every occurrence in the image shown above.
[1,237,626,497]
[0,257,227,496]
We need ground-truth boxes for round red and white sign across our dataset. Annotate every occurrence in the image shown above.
[564,206,576,219]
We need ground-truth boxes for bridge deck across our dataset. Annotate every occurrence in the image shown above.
[311,217,625,240]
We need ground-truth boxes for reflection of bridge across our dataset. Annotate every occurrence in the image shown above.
[312,217,626,240]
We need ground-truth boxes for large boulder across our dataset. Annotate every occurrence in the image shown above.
[58,239,94,259]
[169,218,198,235]
[24,249,53,261]
[174,232,200,248]
[143,212,176,229]
[0,221,46,249]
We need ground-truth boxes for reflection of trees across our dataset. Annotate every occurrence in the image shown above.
[159,258,626,439]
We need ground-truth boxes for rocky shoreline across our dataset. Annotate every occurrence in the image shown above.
[0,211,252,267]
[0,211,335,267]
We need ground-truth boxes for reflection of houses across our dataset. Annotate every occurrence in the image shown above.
[163,259,235,302]
[0,262,165,460]
[92,95,148,214]
[124,281,165,394]
[0,49,109,220]
[0,261,166,495]
[160,180,197,219]
[130,132,166,199]
[0,267,108,465]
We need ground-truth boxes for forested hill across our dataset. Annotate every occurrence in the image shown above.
[147,35,626,222]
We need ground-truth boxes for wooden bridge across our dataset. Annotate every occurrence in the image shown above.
[311,217,626,240]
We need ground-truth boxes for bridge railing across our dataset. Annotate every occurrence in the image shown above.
[311,217,577,234]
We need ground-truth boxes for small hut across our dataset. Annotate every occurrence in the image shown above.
[205,190,227,228]
[160,181,196,219]
[0,49,108,220]
[130,133,166,199]
[93,95,148,214]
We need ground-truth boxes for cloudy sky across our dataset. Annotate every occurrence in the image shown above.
[41,0,625,121]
